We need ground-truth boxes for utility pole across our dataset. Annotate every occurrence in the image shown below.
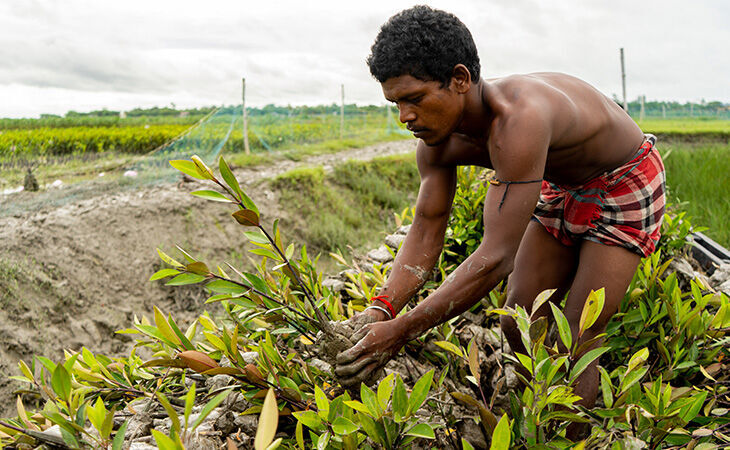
[242,78,250,154]
[620,48,627,112]
[340,84,345,140]
[662,103,666,119]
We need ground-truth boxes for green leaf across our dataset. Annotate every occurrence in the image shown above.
[184,383,196,429]
[339,399,366,414]
[191,189,232,202]
[599,366,614,408]
[151,429,182,450]
[51,364,71,401]
[462,438,476,450]
[18,360,34,381]
[332,417,359,435]
[392,375,408,421]
[254,388,279,450]
[88,397,106,433]
[317,431,331,450]
[295,420,305,449]
[191,155,214,179]
[549,303,572,351]
[149,269,181,281]
[578,288,605,337]
[314,385,329,419]
[531,288,556,319]
[165,273,206,286]
[626,347,649,373]
[377,373,395,411]
[244,230,270,245]
[356,411,385,446]
[112,420,128,450]
[157,248,184,267]
[154,306,182,348]
[619,367,648,394]
[408,369,434,415]
[206,279,248,295]
[490,414,511,449]
[434,340,464,357]
[191,389,232,432]
[219,156,244,202]
[360,384,382,419]
[569,347,610,383]
[156,393,181,435]
[249,247,282,260]
[405,423,435,439]
[169,159,207,180]
[292,410,323,432]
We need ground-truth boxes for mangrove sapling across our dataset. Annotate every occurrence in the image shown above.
[161,155,369,374]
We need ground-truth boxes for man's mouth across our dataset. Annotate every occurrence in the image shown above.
[409,127,428,137]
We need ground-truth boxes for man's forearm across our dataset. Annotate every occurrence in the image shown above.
[375,222,445,315]
[397,247,511,340]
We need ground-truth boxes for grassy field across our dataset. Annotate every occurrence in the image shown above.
[637,118,730,140]
[662,139,730,247]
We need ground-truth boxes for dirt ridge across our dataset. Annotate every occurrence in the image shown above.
[0,140,416,414]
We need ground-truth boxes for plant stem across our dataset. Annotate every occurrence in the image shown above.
[258,225,333,331]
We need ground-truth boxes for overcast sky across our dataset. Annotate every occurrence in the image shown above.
[1,0,728,118]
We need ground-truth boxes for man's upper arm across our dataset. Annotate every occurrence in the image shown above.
[413,142,457,236]
[481,109,550,260]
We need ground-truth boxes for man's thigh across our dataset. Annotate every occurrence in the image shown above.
[506,220,579,316]
[563,240,642,344]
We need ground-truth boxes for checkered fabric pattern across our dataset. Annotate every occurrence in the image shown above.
[533,134,666,257]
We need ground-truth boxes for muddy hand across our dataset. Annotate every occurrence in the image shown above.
[335,320,406,387]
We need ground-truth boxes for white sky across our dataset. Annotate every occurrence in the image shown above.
[0,0,728,118]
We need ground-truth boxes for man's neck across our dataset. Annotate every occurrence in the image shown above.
[454,79,493,139]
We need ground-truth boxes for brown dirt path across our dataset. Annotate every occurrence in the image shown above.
[0,139,416,415]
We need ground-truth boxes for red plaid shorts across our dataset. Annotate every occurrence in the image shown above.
[533,134,666,257]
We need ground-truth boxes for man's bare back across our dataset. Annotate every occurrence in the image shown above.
[419,72,646,185]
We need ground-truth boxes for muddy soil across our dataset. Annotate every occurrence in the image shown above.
[0,140,416,416]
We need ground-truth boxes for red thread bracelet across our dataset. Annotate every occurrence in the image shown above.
[371,294,395,319]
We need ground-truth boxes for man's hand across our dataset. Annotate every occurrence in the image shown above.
[316,307,390,365]
[335,320,408,387]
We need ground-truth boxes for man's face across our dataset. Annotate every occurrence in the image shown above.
[381,74,464,146]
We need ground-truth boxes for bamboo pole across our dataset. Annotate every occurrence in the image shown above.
[620,48,627,112]
[242,78,250,154]
[340,84,345,140]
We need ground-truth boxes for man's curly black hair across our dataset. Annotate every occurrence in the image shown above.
[367,5,480,86]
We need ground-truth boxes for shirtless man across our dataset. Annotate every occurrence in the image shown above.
[335,5,666,417]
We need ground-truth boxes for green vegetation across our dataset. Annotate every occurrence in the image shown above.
[272,153,420,251]
[0,125,189,157]
[1,157,726,449]
[662,140,730,247]
[638,119,730,141]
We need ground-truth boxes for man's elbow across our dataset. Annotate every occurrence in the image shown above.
[475,244,516,281]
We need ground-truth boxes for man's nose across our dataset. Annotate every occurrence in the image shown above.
[398,105,416,124]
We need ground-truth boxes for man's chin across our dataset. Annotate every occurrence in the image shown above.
[420,134,450,147]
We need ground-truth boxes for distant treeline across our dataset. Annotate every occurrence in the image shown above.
[620,98,729,119]
[0,104,392,130]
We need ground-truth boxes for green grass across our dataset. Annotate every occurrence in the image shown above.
[662,140,730,247]
[637,118,730,141]
[271,153,419,253]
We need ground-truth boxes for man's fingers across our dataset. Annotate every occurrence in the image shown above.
[335,353,375,377]
[350,324,371,344]
[338,361,381,387]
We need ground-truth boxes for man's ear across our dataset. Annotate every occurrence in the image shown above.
[450,64,472,94]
